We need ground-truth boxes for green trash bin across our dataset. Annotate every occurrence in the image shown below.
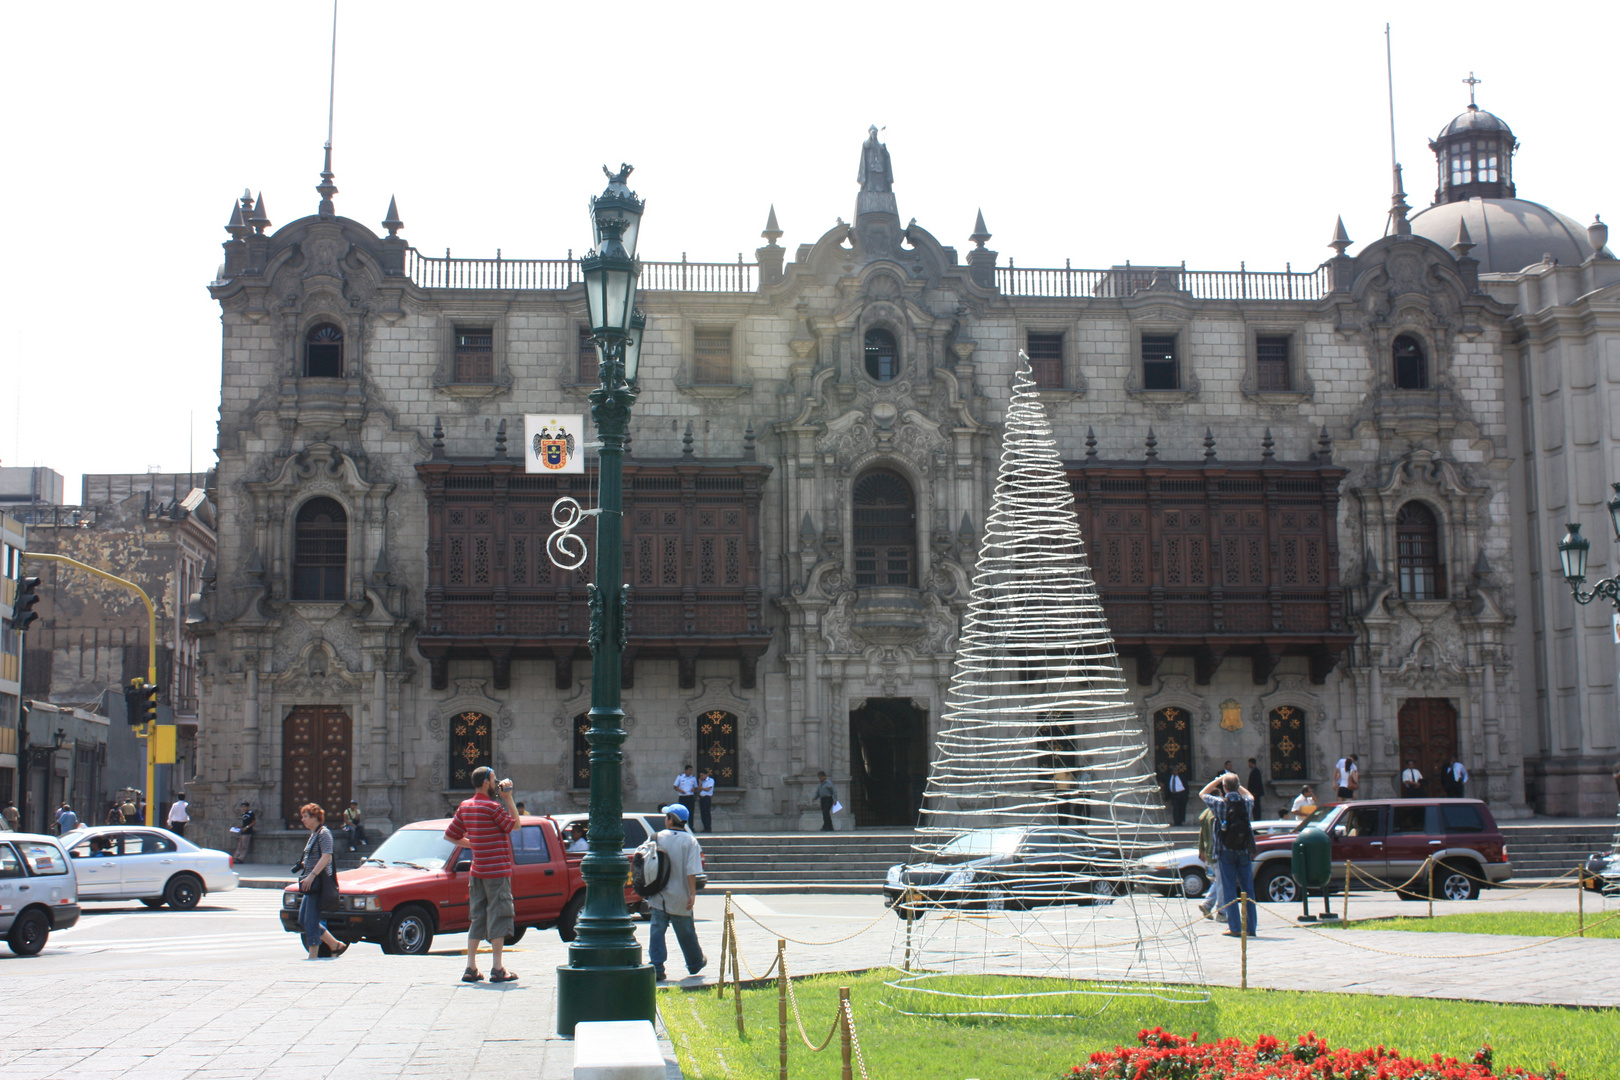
[1289,825,1337,922]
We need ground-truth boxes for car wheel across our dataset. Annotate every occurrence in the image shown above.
[384,905,434,956]
[163,874,203,910]
[503,927,527,946]
[1258,864,1298,904]
[1435,862,1480,901]
[983,885,1009,912]
[139,898,165,909]
[7,909,50,957]
[1181,869,1209,899]
[1089,877,1120,902]
[556,891,585,943]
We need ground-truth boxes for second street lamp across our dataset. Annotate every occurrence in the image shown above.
[554,163,657,1036]
[1556,483,1620,613]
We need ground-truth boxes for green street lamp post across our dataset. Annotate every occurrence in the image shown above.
[1557,483,1620,613]
[554,164,656,1035]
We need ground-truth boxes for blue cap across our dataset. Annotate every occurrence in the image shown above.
[661,803,690,822]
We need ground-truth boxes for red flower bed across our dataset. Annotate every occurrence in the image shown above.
[1064,1028,1566,1080]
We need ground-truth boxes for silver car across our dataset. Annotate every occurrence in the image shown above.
[1,833,79,955]
[63,826,239,909]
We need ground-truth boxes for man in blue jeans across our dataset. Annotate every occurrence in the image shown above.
[648,803,707,981]
[1200,772,1258,938]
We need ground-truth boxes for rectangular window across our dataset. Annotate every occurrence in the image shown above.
[1025,331,1064,388]
[1440,804,1485,834]
[1256,335,1290,392]
[453,327,493,384]
[577,327,598,384]
[1141,334,1179,391]
[693,329,733,385]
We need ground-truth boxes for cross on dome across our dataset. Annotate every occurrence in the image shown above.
[1463,71,1482,107]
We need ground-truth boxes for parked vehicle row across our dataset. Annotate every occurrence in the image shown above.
[62,826,239,910]
[0,833,79,956]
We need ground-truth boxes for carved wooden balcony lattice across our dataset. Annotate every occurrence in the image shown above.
[415,457,771,691]
[1067,458,1352,686]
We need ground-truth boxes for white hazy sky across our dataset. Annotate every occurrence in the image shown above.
[3,1,1616,495]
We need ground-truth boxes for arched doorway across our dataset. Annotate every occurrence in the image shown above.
[281,706,353,827]
[848,699,929,827]
[1397,698,1457,798]
[1152,706,1193,790]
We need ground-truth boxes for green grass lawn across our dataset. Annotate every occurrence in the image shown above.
[660,970,1616,1080]
[1339,908,1620,939]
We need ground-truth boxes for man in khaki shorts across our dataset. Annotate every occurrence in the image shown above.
[444,766,519,983]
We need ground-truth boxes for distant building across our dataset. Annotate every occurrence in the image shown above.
[194,99,1619,860]
[2,511,26,813]
[0,467,65,507]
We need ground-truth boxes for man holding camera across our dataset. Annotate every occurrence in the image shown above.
[443,766,519,983]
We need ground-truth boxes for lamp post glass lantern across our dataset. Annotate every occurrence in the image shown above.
[1558,503,1620,612]
[554,164,657,1036]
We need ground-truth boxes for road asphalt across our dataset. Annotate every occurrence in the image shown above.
[1,880,1615,1078]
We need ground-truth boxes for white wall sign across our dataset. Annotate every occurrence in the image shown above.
[524,414,585,474]
[1613,612,1619,645]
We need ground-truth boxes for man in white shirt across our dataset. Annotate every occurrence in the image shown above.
[648,803,706,982]
[696,768,716,833]
[1289,785,1317,819]
[1400,761,1425,799]
[1442,757,1469,798]
[672,766,698,819]
[1165,770,1188,825]
[166,793,190,838]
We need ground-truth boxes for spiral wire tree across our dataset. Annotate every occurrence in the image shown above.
[884,355,1206,1015]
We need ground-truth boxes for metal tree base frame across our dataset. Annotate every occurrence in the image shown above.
[886,357,1205,1012]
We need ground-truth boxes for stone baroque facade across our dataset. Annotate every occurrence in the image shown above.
[194,109,1620,858]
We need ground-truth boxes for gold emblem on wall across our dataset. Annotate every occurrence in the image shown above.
[1219,699,1244,731]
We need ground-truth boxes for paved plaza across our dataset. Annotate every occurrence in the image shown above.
[0,879,1615,1079]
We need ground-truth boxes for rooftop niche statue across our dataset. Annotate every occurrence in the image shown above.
[857,125,893,193]
[854,126,901,256]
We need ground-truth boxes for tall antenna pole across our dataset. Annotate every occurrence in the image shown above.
[326,0,338,151]
[315,1,340,218]
[1383,23,1411,236]
[1385,23,1398,173]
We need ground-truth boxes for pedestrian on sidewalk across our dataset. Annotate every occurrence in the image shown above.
[1442,757,1468,798]
[1165,770,1188,826]
[696,768,715,833]
[1200,773,1258,938]
[56,803,78,835]
[105,802,124,826]
[234,802,256,861]
[814,772,837,831]
[167,793,189,838]
[342,800,368,850]
[443,766,519,984]
[648,803,706,982]
[1196,804,1224,920]
[296,803,347,960]
[1334,755,1358,801]
[673,765,698,819]
[1401,761,1425,799]
[1289,785,1317,820]
[1246,759,1266,821]
[1,799,18,832]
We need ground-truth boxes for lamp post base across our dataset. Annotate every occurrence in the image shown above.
[555,963,657,1036]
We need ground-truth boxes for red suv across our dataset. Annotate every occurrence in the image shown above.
[279,816,584,955]
[1250,798,1510,903]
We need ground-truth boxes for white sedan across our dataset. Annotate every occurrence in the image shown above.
[62,826,239,909]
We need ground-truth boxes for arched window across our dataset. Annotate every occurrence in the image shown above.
[697,709,739,787]
[1268,706,1307,780]
[1396,501,1444,600]
[572,714,590,789]
[1152,707,1191,788]
[864,328,899,382]
[305,323,344,378]
[853,469,915,587]
[449,711,493,789]
[1393,334,1428,390]
[293,497,347,601]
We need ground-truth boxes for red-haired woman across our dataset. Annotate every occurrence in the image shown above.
[296,803,347,959]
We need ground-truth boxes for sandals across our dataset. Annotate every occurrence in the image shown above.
[490,968,519,983]
[332,942,349,958]
[462,969,485,983]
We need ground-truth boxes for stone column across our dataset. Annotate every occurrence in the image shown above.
[243,658,260,778]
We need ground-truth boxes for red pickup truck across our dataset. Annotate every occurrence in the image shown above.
[279,816,585,955]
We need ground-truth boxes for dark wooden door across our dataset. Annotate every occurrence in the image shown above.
[849,699,929,827]
[282,706,353,827]
[1152,707,1193,789]
[1396,698,1457,798]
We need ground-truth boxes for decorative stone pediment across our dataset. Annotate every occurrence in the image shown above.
[270,638,365,699]
[1142,675,1210,730]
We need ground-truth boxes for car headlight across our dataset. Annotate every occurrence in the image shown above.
[943,869,973,887]
[885,865,903,886]
[283,892,300,910]
[347,895,381,912]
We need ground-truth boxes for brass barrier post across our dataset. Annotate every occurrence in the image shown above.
[1427,857,1434,919]
[1239,892,1248,989]
[1344,860,1352,922]
[1578,870,1585,937]
[732,927,744,1035]
[839,987,853,1080]
[717,898,731,999]
[777,939,788,1080]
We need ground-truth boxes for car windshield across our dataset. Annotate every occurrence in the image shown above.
[370,828,457,870]
[933,828,1026,862]
[1301,805,1342,829]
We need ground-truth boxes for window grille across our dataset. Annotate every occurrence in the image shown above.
[449,711,493,789]
[853,469,915,586]
[1393,334,1428,389]
[293,497,347,601]
[697,709,739,787]
[693,329,732,384]
[305,324,343,378]
[1026,332,1064,388]
[453,327,493,383]
[1141,334,1179,390]
[1268,706,1307,779]
[864,328,899,382]
[572,714,590,789]
[1256,335,1290,391]
[1396,501,1444,600]
[577,327,598,383]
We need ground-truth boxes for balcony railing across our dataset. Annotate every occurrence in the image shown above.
[405,249,757,293]
[996,261,1332,301]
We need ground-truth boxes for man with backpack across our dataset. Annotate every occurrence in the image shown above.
[643,803,706,982]
[1200,772,1258,938]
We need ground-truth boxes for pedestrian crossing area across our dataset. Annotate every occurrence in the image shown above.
[46,888,302,964]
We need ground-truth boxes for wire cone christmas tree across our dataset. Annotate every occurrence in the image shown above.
[885,357,1205,1011]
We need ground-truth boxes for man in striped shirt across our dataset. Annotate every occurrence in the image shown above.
[444,766,519,983]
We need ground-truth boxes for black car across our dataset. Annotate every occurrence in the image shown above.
[1584,848,1619,894]
[882,826,1168,916]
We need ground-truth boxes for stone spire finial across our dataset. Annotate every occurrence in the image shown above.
[1084,426,1098,461]
[494,419,508,458]
[1261,428,1275,460]
[1203,427,1217,461]
[1451,217,1476,258]
[743,421,757,461]
[756,205,786,284]
[970,209,991,250]
[316,142,338,219]
[1329,216,1352,256]
[1388,164,1412,236]
[382,195,404,238]
[1316,425,1333,464]
[431,417,445,460]
[761,205,782,245]
[1590,215,1610,259]
[1144,427,1158,460]
[225,200,250,241]
[682,421,695,457]
[248,193,270,235]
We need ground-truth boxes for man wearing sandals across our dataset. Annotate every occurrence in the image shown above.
[444,766,520,984]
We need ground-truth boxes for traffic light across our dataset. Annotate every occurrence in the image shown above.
[8,576,40,632]
[124,678,158,726]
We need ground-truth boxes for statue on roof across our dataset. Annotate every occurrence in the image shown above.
[857,126,893,193]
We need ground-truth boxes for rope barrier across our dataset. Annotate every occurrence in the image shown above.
[1253,894,1620,959]
[726,895,894,947]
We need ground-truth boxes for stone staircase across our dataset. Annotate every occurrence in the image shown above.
[696,819,1619,890]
